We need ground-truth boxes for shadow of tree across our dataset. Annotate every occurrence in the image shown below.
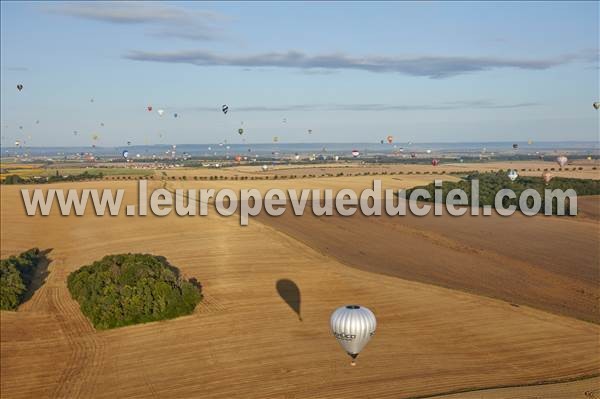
[20,248,53,305]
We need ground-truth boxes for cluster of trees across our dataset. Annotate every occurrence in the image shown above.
[67,253,202,329]
[2,171,104,185]
[0,248,43,310]
[405,172,600,214]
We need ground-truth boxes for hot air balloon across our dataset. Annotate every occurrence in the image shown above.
[308,129,312,134]
[426,149,432,154]
[351,150,360,157]
[73,131,78,136]
[330,305,376,366]
[273,136,279,143]
[238,128,244,135]
[380,140,384,144]
[14,140,21,147]
[157,109,164,116]
[431,159,440,166]
[122,150,129,159]
[528,139,533,145]
[556,156,568,168]
[261,165,268,171]
[222,105,229,114]
[282,118,287,123]
[35,120,40,124]
[512,143,519,150]
[593,102,600,110]
[173,113,178,118]
[542,171,553,184]
[387,135,393,144]
[507,169,518,181]
[127,141,131,146]
[16,84,23,91]
[234,155,242,162]
[410,152,416,158]
[147,106,152,111]
[100,122,105,127]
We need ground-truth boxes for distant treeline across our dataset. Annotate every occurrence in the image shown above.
[1,171,104,185]
[0,248,44,310]
[405,172,600,215]
[67,254,202,329]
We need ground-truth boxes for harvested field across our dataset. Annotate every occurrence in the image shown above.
[1,175,599,398]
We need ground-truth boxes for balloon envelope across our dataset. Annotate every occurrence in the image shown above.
[593,102,600,110]
[556,156,568,167]
[508,169,518,181]
[16,84,23,91]
[351,150,360,157]
[330,305,376,364]
[222,105,229,114]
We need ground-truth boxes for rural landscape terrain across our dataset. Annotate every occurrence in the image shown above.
[2,1,598,397]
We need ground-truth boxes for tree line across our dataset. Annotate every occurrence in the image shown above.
[404,171,600,215]
[0,248,43,310]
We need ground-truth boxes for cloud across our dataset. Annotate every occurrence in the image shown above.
[44,2,225,41]
[186,101,539,112]
[123,49,589,78]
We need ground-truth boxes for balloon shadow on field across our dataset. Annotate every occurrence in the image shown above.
[276,279,302,321]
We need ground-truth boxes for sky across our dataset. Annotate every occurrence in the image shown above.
[1,1,598,147]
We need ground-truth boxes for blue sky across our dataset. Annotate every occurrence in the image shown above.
[1,1,598,147]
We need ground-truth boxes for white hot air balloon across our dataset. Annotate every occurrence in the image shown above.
[330,305,376,366]
[157,109,165,116]
[556,155,568,168]
[507,169,518,181]
[261,164,269,171]
[351,150,360,157]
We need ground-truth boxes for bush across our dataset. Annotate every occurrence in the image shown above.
[0,248,42,310]
[67,253,202,329]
